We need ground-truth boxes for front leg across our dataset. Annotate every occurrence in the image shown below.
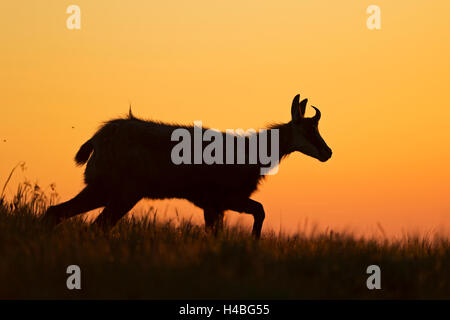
[227,198,265,238]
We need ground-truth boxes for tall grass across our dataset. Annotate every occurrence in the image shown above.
[0,174,449,299]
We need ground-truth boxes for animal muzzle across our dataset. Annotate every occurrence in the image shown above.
[318,147,332,162]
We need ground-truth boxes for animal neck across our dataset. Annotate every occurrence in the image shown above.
[245,122,294,176]
[264,122,294,161]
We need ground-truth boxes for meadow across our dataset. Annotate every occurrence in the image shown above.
[0,179,449,299]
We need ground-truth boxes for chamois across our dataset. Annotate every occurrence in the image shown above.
[43,94,332,238]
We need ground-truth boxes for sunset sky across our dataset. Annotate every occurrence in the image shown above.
[1,1,449,236]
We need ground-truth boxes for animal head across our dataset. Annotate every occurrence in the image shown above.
[290,94,332,162]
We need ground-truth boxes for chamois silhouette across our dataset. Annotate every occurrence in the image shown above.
[43,94,332,238]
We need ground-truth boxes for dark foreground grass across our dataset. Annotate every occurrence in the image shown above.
[0,183,449,299]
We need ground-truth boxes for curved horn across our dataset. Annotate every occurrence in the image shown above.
[312,106,321,121]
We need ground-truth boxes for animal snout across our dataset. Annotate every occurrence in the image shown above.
[319,148,332,162]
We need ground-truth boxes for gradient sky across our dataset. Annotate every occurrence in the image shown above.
[1,1,449,236]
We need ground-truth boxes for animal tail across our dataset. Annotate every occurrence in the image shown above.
[74,139,94,166]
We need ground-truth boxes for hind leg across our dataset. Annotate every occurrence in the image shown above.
[93,193,141,231]
[42,186,107,226]
[204,208,224,235]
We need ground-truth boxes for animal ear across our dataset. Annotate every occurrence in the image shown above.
[291,94,301,122]
[291,94,308,122]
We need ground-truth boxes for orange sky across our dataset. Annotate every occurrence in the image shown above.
[1,1,449,237]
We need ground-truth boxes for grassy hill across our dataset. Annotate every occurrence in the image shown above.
[0,181,449,299]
